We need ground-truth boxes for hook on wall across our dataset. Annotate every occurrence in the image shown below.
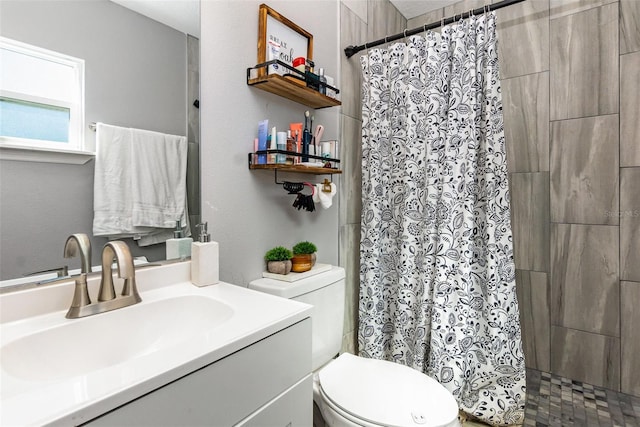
[322,178,332,193]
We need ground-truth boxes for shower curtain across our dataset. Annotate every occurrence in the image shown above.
[359,12,526,426]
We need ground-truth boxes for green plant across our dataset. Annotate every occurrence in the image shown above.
[265,246,293,262]
[292,241,317,255]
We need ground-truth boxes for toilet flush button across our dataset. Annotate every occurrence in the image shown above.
[412,412,427,424]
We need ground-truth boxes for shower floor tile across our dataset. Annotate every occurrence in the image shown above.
[462,368,640,427]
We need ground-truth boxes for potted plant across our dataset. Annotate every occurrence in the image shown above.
[291,241,317,273]
[265,246,293,275]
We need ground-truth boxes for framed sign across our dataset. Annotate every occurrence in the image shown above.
[258,4,313,72]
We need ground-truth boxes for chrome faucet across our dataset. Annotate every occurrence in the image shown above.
[64,233,92,274]
[66,241,141,319]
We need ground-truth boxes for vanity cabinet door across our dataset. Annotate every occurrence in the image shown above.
[236,374,312,426]
[83,318,312,426]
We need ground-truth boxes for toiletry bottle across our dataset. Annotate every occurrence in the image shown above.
[269,126,277,164]
[276,131,287,164]
[191,222,219,287]
[302,111,311,162]
[318,68,327,95]
[295,130,301,163]
[166,219,192,260]
[286,130,295,164]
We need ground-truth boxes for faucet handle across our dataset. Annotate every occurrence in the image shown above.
[65,273,91,319]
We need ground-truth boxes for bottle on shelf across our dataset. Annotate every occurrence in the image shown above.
[318,68,327,95]
[286,130,296,165]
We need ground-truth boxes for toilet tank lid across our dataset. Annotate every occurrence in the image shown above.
[248,265,345,298]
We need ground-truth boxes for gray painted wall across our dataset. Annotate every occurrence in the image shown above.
[200,0,340,286]
[0,0,187,279]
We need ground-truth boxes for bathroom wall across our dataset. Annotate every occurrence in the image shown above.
[410,0,640,396]
[342,0,640,396]
[0,0,187,279]
[338,0,407,354]
[199,1,340,286]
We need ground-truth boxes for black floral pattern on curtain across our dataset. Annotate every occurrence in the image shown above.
[358,12,526,426]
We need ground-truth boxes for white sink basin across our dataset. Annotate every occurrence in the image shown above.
[2,295,233,382]
[0,262,312,426]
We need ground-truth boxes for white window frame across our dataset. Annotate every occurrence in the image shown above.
[0,37,92,164]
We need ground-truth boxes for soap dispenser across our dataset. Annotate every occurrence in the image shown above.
[166,219,192,260]
[191,222,219,287]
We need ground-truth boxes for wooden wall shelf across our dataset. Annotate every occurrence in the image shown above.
[249,164,342,175]
[247,61,341,109]
[248,151,341,175]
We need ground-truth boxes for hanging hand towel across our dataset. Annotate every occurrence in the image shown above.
[93,122,188,244]
[130,127,187,229]
[314,182,337,209]
[93,123,137,237]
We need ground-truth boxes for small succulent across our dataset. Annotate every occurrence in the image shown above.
[265,246,293,262]
[292,241,317,255]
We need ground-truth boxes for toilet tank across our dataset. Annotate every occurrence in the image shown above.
[249,266,345,371]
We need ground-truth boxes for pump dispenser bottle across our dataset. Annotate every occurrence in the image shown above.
[166,219,192,260]
[191,222,219,287]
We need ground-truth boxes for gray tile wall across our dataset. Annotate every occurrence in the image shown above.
[620,168,640,282]
[550,224,619,337]
[620,0,640,54]
[621,51,640,167]
[550,115,619,225]
[497,0,550,79]
[502,72,550,173]
[549,3,619,121]
[550,326,620,390]
[619,17,640,403]
[498,0,639,395]
[510,173,550,271]
[515,270,550,372]
[621,281,640,395]
[339,0,640,396]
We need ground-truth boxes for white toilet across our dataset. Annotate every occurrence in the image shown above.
[249,266,461,427]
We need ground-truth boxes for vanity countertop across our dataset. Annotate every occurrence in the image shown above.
[0,262,312,426]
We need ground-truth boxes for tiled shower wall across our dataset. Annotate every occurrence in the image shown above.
[339,0,640,397]
[499,0,639,397]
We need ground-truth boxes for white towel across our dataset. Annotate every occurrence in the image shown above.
[313,182,337,209]
[93,123,188,245]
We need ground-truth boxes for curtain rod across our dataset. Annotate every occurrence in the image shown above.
[344,0,525,58]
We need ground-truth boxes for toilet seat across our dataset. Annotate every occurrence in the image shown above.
[318,353,460,427]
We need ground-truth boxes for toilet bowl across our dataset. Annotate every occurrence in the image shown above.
[248,266,460,427]
[313,353,460,427]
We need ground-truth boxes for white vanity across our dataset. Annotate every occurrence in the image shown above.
[0,262,313,426]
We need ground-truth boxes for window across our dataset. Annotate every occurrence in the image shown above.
[0,37,86,153]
